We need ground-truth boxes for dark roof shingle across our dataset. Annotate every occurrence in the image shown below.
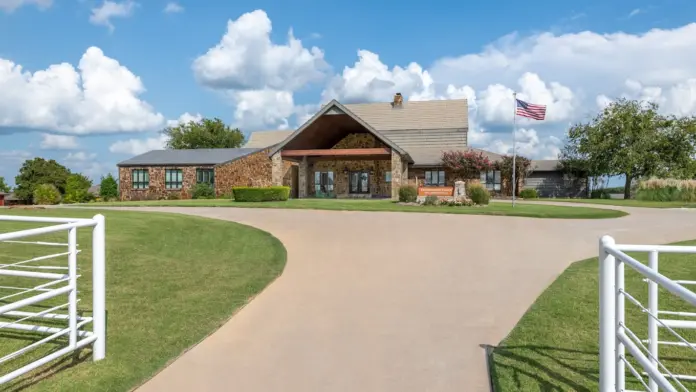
[117,148,260,166]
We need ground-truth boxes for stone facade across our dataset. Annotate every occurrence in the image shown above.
[119,149,294,201]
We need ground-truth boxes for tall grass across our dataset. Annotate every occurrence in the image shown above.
[636,178,696,202]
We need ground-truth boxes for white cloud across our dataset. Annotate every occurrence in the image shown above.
[163,2,183,13]
[230,89,295,130]
[65,151,97,162]
[40,134,79,150]
[109,134,167,155]
[166,112,203,127]
[627,8,642,18]
[0,46,164,134]
[89,0,137,31]
[0,0,51,12]
[193,9,329,91]
[483,128,562,160]
[0,150,32,163]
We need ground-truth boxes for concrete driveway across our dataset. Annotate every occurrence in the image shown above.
[127,205,696,392]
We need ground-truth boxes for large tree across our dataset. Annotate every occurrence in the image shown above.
[162,118,245,149]
[560,99,696,199]
[0,176,10,193]
[14,158,72,202]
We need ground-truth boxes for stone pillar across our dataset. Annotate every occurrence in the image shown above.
[391,150,404,200]
[454,180,466,200]
[298,156,309,198]
[271,153,283,186]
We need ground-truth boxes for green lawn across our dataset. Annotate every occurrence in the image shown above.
[0,209,286,392]
[490,240,696,391]
[79,198,628,219]
[532,198,696,209]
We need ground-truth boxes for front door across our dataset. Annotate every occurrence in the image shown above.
[349,171,370,195]
[314,171,334,198]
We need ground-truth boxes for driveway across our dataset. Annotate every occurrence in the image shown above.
[123,205,696,392]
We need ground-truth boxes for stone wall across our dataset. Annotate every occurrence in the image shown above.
[119,165,209,201]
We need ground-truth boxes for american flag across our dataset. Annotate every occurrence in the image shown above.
[516,99,546,120]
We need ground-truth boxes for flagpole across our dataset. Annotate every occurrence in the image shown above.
[512,92,517,208]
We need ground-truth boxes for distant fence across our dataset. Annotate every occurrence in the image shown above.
[0,214,106,385]
[599,235,696,392]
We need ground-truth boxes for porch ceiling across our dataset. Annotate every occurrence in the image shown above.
[281,114,374,150]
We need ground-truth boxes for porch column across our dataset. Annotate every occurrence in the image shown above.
[391,150,405,200]
[298,156,309,198]
[271,153,283,186]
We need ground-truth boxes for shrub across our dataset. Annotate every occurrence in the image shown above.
[100,173,119,200]
[166,192,181,200]
[441,199,474,207]
[519,188,538,199]
[33,184,61,205]
[467,183,490,205]
[192,183,216,199]
[590,188,611,199]
[423,195,439,206]
[398,186,418,203]
[233,186,290,202]
[636,178,696,202]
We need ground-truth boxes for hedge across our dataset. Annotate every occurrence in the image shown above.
[232,186,290,202]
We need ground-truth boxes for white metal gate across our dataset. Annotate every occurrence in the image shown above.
[0,214,106,385]
[599,235,696,392]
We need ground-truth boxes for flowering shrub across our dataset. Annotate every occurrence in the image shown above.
[441,150,494,179]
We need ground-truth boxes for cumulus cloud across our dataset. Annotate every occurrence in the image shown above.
[65,151,97,162]
[109,134,167,155]
[163,2,183,13]
[90,0,137,31]
[0,46,164,134]
[230,89,295,130]
[0,0,51,12]
[166,112,203,127]
[193,9,328,91]
[40,134,79,150]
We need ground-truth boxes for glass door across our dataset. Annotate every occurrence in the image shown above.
[314,171,334,198]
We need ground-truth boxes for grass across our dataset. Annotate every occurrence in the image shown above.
[0,209,286,392]
[532,198,696,209]
[490,239,696,391]
[78,198,628,219]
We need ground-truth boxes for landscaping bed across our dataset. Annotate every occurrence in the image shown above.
[0,209,286,392]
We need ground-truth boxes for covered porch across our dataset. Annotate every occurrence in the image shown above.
[269,101,410,200]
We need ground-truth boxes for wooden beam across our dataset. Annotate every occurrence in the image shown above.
[281,148,390,157]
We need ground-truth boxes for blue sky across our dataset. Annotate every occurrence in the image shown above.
[1,0,696,187]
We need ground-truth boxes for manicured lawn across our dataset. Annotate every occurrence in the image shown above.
[490,240,696,391]
[0,209,286,392]
[80,198,628,219]
[532,198,696,209]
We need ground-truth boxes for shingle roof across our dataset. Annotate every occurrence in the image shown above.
[344,99,468,131]
[244,130,294,149]
[116,148,260,166]
[407,146,504,167]
[531,160,561,171]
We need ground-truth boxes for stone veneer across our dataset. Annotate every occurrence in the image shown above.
[119,149,294,201]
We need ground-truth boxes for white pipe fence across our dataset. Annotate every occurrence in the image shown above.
[0,214,106,385]
[600,235,696,392]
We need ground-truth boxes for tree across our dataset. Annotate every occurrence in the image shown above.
[14,158,72,203]
[33,184,62,205]
[0,176,10,193]
[100,173,119,200]
[560,99,696,199]
[496,155,532,196]
[64,173,94,204]
[162,118,245,149]
[441,150,494,180]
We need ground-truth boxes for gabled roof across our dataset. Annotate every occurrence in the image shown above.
[531,160,562,171]
[117,148,261,167]
[407,147,503,167]
[344,99,468,131]
[244,130,294,149]
[269,99,410,158]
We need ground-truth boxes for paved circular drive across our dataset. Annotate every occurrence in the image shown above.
[130,205,696,392]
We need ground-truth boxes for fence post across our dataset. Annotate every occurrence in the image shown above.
[616,244,625,391]
[648,250,659,392]
[599,235,616,392]
[68,227,78,349]
[92,214,106,361]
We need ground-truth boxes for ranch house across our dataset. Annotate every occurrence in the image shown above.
[117,94,587,200]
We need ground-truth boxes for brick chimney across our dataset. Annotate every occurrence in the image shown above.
[391,92,403,108]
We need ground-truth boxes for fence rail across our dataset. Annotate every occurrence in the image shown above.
[599,235,696,392]
[0,214,106,385]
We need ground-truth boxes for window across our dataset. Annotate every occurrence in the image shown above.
[132,169,149,189]
[196,168,214,185]
[385,172,392,183]
[165,169,183,190]
[314,171,334,197]
[349,171,370,194]
[481,170,501,191]
[424,170,445,186]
